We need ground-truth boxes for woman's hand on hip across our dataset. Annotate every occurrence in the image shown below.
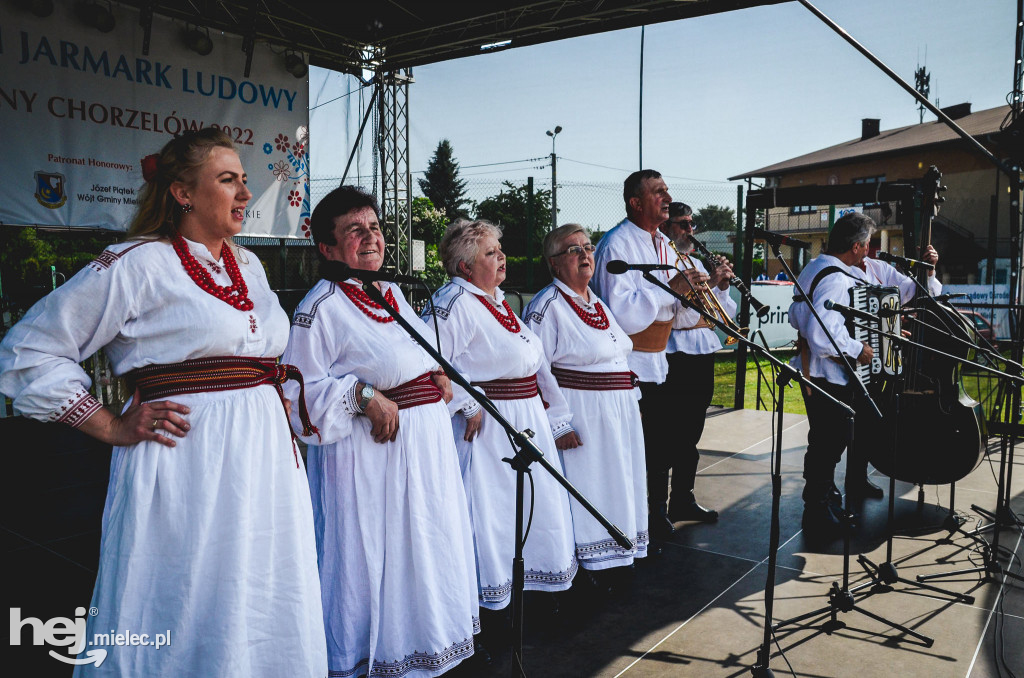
[79,388,191,447]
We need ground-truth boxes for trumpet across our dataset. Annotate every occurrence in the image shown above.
[687,235,770,319]
[667,239,747,345]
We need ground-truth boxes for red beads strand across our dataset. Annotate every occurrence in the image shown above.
[172,235,254,311]
[475,294,521,333]
[339,282,399,323]
[558,289,610,330]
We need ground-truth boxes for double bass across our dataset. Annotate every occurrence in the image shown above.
[864,166,987,485]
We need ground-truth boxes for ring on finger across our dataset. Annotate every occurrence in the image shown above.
[151,418,160,431]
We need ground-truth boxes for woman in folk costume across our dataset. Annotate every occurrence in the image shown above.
[281,186,479,678]
[523,224,648,589]
[0,128,326,676]
[422,219,577,630]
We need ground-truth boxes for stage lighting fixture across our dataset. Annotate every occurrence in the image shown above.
[184,26,213,56]
[27,0,54,17]
[75,1,115,33]
[285,52,308,79]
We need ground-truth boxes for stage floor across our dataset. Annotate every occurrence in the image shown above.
[453,408,1024,678]
[5,409,1022,677]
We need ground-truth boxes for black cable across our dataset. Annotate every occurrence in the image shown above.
[770,626,798,677]
[310,83,371,110]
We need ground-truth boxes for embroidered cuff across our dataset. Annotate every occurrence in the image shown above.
[342,382,362,415]
[551,420,575,440]
[54,391,103,429]
[461,400,481,419]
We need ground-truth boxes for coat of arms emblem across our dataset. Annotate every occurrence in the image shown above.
[35,171,68,209]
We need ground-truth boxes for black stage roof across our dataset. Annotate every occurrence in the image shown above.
[118,0,785,75]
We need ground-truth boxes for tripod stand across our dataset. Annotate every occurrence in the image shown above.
[917,344,1024,587]
[354,279,632,678]
[850,391,976,606]
[769,409,936,647]
[764,248,944,651]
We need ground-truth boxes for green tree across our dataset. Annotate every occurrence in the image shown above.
[693,204,736,231]
[420,244,449,290]
[411,197,448,245]
[1,228,115,316]
[474,181,552,257]
[418,139,468,221]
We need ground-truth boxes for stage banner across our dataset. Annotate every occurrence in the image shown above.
[942,284,1012,340]
[0,2,311,238]
[716,282,798,350]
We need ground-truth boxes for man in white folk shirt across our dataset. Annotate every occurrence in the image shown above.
[592,170,714,547]
[659,201,735,525]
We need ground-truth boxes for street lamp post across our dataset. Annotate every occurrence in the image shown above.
[546,125,561,230]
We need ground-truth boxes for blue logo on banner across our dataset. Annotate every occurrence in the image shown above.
[35,171,68,209]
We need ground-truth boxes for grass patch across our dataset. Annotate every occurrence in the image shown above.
[712,349,807,415]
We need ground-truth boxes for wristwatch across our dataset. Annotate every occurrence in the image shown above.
[357,383,375,412]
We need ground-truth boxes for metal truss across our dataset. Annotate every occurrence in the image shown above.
[376,69,414,275]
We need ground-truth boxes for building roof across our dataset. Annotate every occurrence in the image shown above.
[729,105,1010,181]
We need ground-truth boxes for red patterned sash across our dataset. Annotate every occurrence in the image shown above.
[128,356,319,467]
[381,373,444,410]
[550,366,638,391]
[472,374,539,400]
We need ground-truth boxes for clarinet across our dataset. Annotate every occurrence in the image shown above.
[688,235,770,319]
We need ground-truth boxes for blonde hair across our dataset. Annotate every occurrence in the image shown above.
[543,223,588,274]
[438,219,503,278]
[128,128,236,239]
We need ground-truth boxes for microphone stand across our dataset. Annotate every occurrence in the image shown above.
[756,244,943,657]
[358,281,632,678]
[629,270,855,677]
[834,320,998,607]
[883,261,1024,545]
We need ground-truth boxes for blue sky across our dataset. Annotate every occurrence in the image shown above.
[309,0,1014,203]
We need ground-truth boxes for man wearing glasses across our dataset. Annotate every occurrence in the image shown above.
[659,202,735,524]
[592,171,707,547]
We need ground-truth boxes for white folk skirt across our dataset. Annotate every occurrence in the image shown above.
[558,387,649,570]
[308,400,479,678]
[75,385,326,677]
[452,394,577,610]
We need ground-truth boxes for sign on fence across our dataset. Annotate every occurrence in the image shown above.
[942,284,1012,340]
[717,282,798,349]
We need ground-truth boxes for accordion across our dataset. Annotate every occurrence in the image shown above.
[848,284,902,389]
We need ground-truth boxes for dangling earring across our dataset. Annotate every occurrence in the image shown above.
[181,203,193,214]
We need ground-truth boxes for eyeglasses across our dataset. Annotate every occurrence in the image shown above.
[672,219,695,230]
[553,243,596,256]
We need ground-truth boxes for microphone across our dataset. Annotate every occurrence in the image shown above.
[933,292,968,302]
[751,226,810,250]
[606,260,677,274]
[876,251,934,271]
[319,261,422,285]
[824,299,900,322]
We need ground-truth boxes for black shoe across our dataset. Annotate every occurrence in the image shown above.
[649,512,676,540]
[472,637,492,666]
[668,495,719,523]
[827,482,843,508]
[802,500,842,536]
[847,477,884,500]
[581,568,614,596]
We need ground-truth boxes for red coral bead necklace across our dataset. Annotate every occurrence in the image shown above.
[339,282,398,323]
[475,294,521,333]
[171,234,254,311]
[558,288,610,330]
